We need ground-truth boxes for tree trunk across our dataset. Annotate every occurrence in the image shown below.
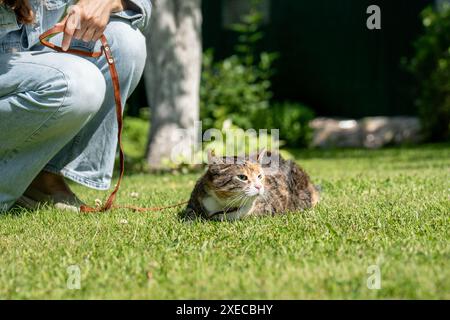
[144,0,202,169]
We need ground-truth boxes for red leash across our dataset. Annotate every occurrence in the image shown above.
[39,25,187,213]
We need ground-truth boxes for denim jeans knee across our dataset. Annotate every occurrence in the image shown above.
[60,56,106,119]
[104,19,147,91]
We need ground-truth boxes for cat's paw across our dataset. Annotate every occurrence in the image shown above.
[179,208,199,222]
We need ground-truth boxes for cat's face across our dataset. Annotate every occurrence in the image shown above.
[206,158,265,201]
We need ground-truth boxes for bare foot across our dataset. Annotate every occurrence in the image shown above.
[23,171,85,212]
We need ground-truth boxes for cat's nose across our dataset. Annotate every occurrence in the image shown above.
[255,184,262,190]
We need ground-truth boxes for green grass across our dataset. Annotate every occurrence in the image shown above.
[1,144,449,299]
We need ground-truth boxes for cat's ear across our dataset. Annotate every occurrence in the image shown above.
[207,149,215,164]
[257,148,267,164]
[207,149,223,165]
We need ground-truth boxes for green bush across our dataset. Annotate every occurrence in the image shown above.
[122,109,149,159]
[200,5,276,131]
[407,4,450,141]
[252,102,315,148]
[200,49,275,130]
[160,121,294,170]
[200,1,314,148]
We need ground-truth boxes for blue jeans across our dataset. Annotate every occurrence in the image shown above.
[0,18,147,211]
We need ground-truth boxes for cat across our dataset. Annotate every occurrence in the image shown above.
[182,150,320,221]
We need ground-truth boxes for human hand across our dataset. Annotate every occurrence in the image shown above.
[57,0,126,51]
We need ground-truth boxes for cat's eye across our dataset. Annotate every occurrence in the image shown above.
[258,174,263,179]
[237,174,248,181]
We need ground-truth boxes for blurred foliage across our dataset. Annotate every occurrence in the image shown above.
[252,101,315,148]
[200,5,276,130]
[121,112,292,172]
[200,0,314,147]
[160,120,294,171]
[123,0,315,171]
[406,4,450,141]
[200,49,275,130]
[202,120,292,159]
[122,109,149,172]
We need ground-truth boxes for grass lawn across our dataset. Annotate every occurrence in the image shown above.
[0,144,449,299]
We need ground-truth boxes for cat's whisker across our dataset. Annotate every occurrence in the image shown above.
[224,193,242,206]
[237,197,252,214]
[229,194,252,215]
[258,193,270,206]
[219,194,248,220]
[221,194,242,212]
[223,193,246,212]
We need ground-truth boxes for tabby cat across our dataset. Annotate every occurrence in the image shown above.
[182,150,320,221]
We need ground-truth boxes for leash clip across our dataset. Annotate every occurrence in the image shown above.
[103,45,114,65]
